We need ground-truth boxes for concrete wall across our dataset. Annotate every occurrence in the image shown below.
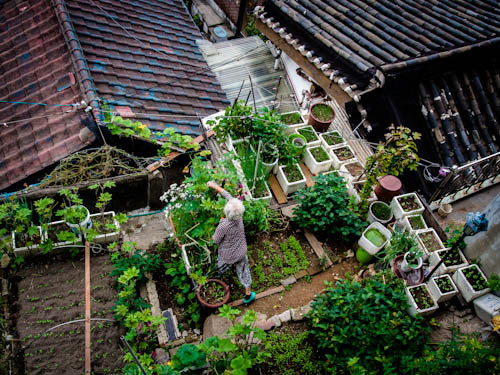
[464,192,500,277]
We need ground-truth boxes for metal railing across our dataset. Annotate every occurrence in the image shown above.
[429,152,500,209]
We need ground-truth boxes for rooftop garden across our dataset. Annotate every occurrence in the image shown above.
[1,102,499,375]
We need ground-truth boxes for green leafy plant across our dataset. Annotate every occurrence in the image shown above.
[462,266,488,291]
[377,231,420,268]
[308,278,428,374]
[408,330,500,374]
[434,276,454,293]
[292,173,366,241]
[487,272,500,292]
[261,331,323,375]
[359,125,421,217]
[445,224,466,250]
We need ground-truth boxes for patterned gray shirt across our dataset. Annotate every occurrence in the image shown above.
[213,190,247,264]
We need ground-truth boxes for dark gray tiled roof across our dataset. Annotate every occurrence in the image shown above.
[262,0,500,76]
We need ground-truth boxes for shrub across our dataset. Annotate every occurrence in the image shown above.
[292,174,366,241]
[307,278,428,374]
[409,331,500,374]
[261,331,323,375]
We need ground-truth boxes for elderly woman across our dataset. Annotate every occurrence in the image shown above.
[207,181,255,304]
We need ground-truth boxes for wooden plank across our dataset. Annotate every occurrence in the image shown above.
[268,174,288,204]
[146,130,215,172]
[84,242,91,374]
[304,230,333,268]
[299,162,315,187]
[229,286,285,307]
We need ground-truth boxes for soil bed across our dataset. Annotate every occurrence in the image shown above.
[435,276,454,293]
[198,281,226,305]
[462,267,488,291]
[398,195,421,212]
[91,215,116,235]
[410,285,434,310]
[322,132,343,146]
[332,147,353,161]
[441,249,463,266]
[311,104,334,122]
[15,233,41,248]
[418,231,442,252]
[297,128,319,143]
[283,164,303,182]
[14,254,122,374]
[345,162,364,177]
[408,215,425,230]
[310,147,329,162]
[221,226,318,300]
[281,112,302,125]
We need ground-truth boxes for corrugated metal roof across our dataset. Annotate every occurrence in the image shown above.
[198,36,299,113]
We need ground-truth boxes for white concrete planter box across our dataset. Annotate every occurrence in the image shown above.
[429,248,468,275]
[281,111,306,134]
[452,265,490,303]
[248,180,272,203]
[406,284,439,316]
[276,164,306,195]
[45,220,82,250]
[415,228,446,255]
[339,160,364,182]
[12,226,44,256]
[319,130,346,149]
[89,211,120,244]
[358,222,392,256]
[428,274,458,303]
[330,144,356,169]
[391,192,425,219]
[347,180,377,204]
[262,157,279,176]
[304,145,333,174]
[402,214,428,233]
[295,126,321,147]
[473,294,500,329]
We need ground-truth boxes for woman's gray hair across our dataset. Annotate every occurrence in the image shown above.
[224,198,245,221]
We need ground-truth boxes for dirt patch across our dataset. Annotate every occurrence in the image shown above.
[222,227,319,300]
[240,256,357,317]
[14,255,122,374]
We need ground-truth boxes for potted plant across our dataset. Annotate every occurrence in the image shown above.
[57,189,92,233]
[391,192,425,220]
[358,222,392,256]
[295,126,321,147]
[339,160,365,181]
[400,247,424,272]
[415,229,445,254]
[192,274,231,309]
[368,201,393,224]
[320,130,345,149]
[428,274,458,303]
[308,102,335,132]
[428,248,468,275]
[276,163,307,195]
[280,111,305,133]
[452,264,490,303]
[406,284,439,316]
[330,145,356,169]
[377,231,419,269]
[261,143,279,175]
[303,145,333,174]
[402,214,427,233]
[358,125,420,218]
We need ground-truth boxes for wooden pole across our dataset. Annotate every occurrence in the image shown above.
[85,241,91,374]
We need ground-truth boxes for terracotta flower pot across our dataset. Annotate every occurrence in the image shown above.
[196,279,231,309]
[374,175,402,203]
[308,103,335,132]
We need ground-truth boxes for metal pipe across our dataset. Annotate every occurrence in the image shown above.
[121,336,148,375]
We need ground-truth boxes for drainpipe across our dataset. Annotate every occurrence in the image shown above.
[235,0,247,36]
[51,0,100,120]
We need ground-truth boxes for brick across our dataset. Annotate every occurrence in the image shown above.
[270,315,281,328]
[280,276,296,287]
[290,308,305,321]
[304,230,333,268]
[294,269,308,280]
[255,319,275,331]
[278,309,291,323]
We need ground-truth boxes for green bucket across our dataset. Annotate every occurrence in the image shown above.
[356,247,374,265]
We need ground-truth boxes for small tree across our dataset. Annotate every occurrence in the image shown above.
[359,125,421,216]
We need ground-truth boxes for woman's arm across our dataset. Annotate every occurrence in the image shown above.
[207,181,232,200]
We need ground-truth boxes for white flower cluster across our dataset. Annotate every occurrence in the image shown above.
[160,182,203,216]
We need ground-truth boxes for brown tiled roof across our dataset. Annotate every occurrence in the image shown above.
[259,0,500,84]
[66,0,230,135]
[0,0,92,191]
